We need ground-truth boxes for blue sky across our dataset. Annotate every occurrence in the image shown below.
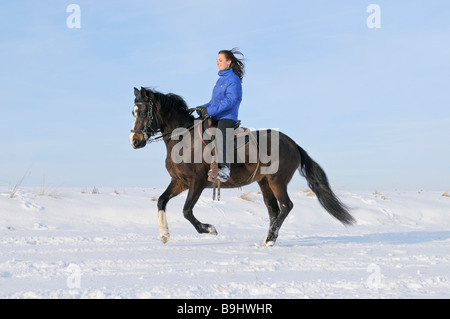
[1,1,449,190]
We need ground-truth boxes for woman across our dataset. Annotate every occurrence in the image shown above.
[198,48,245,182]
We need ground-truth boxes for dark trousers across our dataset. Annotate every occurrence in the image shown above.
[215,119,236,169]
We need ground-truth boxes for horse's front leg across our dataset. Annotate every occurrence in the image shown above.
[157,179,187,244]
[183,179,218,236]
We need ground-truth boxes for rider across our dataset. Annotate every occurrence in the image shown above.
[197,48,245,182]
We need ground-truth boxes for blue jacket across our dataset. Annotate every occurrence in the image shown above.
[203,68,242,122]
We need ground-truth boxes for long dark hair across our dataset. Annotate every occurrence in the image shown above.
[219,48,245,82]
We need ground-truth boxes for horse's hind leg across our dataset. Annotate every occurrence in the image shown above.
[183,179,218,236]
[157,179,187,244]
[263,182,293,246]
[258,178,280,230]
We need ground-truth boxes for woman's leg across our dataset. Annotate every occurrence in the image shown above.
[215,119,236,181]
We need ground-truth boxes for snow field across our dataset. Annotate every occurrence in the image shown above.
[0,187,449,298]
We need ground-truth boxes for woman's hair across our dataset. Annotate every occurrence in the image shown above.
[219,48,245,82]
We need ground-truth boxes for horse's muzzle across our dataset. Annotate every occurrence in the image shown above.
[129,131,147,149]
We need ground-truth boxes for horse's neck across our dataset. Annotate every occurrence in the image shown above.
[163,116,193,133]
[163,122,195,154]
[161,114,194,145]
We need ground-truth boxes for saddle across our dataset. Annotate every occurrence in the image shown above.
[199,118,252,150]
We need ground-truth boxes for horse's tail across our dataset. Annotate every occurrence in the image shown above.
[297,145,356,225]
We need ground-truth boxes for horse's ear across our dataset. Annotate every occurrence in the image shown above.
[134,87,139,97]
[140,87,147,98]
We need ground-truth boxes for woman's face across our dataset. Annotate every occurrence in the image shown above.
[217,53,231,71]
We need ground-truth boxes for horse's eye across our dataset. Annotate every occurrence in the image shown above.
[139,112,147,118]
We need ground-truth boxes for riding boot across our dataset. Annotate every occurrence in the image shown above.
[217,164,230,182]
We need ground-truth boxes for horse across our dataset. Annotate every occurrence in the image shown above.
[129,87,355,246]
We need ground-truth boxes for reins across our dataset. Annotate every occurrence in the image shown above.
[131,103,207,144]
[147,108,209,144]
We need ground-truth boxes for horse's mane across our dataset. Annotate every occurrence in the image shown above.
[145,88,193,120]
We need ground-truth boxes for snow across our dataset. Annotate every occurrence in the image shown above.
[0,186,449,298]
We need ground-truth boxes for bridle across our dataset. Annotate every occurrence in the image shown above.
[130,99,162,142]
[131,99,208,144]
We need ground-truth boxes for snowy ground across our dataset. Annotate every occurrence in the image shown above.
[0,186,449,298]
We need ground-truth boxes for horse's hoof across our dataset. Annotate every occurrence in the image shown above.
[263,240,275,247]
[160,233,170,244]
[207,225,218,236]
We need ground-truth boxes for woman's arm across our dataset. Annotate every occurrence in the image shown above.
[207,81,242,116]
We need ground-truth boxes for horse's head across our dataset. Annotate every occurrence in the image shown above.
[129,87,161,149]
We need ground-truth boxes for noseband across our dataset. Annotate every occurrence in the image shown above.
[130,99,161,141]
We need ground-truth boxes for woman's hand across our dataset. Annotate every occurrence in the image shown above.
[196,106,209,118]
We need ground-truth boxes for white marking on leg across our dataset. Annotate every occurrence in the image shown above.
[158,210,170,244]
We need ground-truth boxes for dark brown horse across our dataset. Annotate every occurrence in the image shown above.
[129,87,355,246]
